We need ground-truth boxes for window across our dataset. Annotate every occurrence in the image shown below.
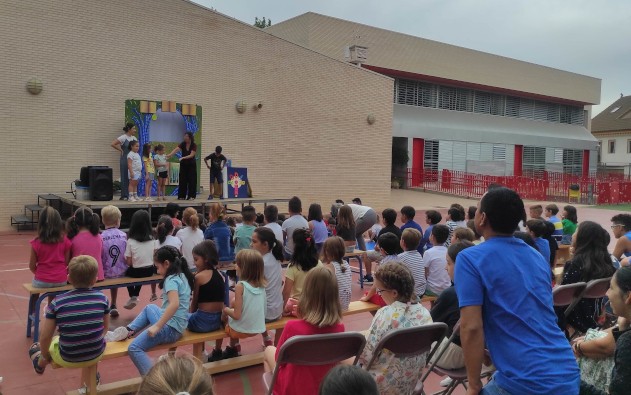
[424,140,439,172]
[522,146,546,177]
[563,149,583,176]
[609,140,616,154]
[627,140,631,154]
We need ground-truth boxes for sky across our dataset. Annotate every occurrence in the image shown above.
[192,0,630,116]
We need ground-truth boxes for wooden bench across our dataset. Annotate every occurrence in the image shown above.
[60,300,381,395]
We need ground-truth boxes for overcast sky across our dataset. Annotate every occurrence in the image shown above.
[193,0,629,116]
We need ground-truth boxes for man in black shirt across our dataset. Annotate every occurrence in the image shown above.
[204,145,226,200]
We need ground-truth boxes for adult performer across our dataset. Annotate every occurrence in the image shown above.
[167,132,197,200]
[347,203,378,251]
[111,122,137,200]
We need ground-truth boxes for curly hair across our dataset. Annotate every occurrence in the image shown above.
[374,262,415,303]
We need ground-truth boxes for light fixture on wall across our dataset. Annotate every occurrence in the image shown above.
[236,100,247,113]
[252,101,263,111]
[26,78,43,95]
[367,114,376,125]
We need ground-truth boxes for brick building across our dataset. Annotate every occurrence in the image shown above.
[0,1,392,231]
[267,13,602,182]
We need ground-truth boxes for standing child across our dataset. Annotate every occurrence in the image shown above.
[30,206,71,290]
[124,210,157,309]
[398,228,427,298]
[423,224,451,296]
[177,207,204,272]
[127,140,142,202]
[100,205,127,317]
[251,227,284,345]
[307,203,328,255]
[142,143,156,202]
[153,144,169,201]
[321,236,352,311]
[155,215,182,251]
[283,229,323,314]
[67,207,104,282]
[203,145,226,200]
[189,241,226,361]
[29,256,109,394]
[213,249,266,359]
[106,246,194,375]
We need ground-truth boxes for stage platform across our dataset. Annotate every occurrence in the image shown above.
[38,193,291,226]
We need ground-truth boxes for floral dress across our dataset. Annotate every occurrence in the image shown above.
[359,301,433,395]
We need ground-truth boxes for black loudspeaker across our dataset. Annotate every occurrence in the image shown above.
[89,167,113,201]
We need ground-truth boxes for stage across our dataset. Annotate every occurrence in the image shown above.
[39,193,291,225]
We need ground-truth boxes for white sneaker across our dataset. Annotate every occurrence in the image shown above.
[145,197,155,202]
[128,196,137,202]
[124,296,138,310]
[105,326,131,342]
[440,377,453,387]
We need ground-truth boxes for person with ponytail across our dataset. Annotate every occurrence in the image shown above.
[66,206,104,282]
[177,207,204,272]
[111,122,137,200]
[105,246,194,375]
[282,228,322,316]
[321,236,352,311]
[155,215,182,251]
[251,227,284,345]
[124,210,158,309]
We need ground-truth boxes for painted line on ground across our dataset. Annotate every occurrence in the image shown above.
[0,292,29,300]
[0,267,29,273]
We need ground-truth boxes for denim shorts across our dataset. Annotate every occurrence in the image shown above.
[32,279,67,288]
[188,310,222,333]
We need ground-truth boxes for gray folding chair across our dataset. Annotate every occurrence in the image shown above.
[552,282,587,317]
[262,332,366,395]
[421,321,494,395]
[361,323,448,395]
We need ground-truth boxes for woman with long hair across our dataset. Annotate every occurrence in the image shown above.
[167,131,198,200]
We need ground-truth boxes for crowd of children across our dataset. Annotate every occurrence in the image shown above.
[26,191,631,395]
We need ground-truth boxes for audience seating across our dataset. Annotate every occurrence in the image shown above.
[262,332,366,395]
[552,282,587,317]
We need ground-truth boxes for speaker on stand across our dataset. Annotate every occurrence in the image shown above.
[89,167,113,201]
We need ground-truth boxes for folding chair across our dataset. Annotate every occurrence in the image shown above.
[262,332,366,395]
[581,277,612,300]
[361,323,448,395]
[552,282,587,317]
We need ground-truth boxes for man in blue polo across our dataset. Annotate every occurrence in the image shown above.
[456,188,579,395]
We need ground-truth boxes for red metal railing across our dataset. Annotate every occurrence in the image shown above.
[407,169,631,204]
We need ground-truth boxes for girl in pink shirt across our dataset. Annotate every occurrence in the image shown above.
[66,207,104,281]
[30,207,71,289]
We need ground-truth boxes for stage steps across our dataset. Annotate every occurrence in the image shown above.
[10,196,59,231]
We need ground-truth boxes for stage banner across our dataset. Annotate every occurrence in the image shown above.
[226,167,248,198]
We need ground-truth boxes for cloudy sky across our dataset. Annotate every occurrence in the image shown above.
[193,0,629,115]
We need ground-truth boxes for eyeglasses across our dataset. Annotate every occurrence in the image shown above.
[611,224,623,229]
[376,288,392,295]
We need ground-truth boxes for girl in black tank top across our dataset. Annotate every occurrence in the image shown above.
[188,241,226,362]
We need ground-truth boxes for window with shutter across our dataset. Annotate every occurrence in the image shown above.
[523,146,546,177]
[563,149,583,175]
[424,140,439,171]
[492,145,506,161]
[506,96,520,118]
[418,82,437,108]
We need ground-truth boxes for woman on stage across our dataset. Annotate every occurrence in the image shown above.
[168,132,197,200]
[111,122,137,200]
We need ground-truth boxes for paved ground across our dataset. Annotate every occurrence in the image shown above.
[1,189,629,394]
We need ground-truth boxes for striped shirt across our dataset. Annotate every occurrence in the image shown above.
[332,260,352,311]
[398,250,427,296]
[45,288,109,363]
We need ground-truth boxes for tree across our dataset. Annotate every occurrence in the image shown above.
[254,17,272,28]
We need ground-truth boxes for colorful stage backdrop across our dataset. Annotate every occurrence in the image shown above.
[125,99,202,196]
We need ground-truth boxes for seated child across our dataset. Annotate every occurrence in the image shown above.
[137,354,214,395]
[359,262,433,394]
[100,205,127,318]
[398,228,427,297]
[29,206,71,292]
[282,229,323,314]
[450,227,475,245]
[263,267,345,395]
[399,206,424,254]
[420,210,442,252]
[423,225,451,296]
[29,256,109,392]
[319,365,379,395]
[526,219,551,263]
[362,208,402,284]
[322,236,352,311]
[359,232,401,307]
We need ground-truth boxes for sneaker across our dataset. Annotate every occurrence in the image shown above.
[109,306,119,318]
[360,275,374,285]
[119,196,128,201]
[124,296,138,310]
[440,377,453,387]
[219,196,224,200]
[105,326,132,342]
[149,294,158,302]
[145,197,155,202]
[221,346,240,359]
[77,372,100,394]
[207,195,214,200]
[128,196,137,202]
[208,348,224,362]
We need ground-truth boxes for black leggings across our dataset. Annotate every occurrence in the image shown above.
[126,266,156,297]
[178,161,197,199]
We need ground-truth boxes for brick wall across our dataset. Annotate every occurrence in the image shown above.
[0,0,393,231]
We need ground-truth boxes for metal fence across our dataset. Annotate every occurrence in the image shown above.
[406,169,631,205]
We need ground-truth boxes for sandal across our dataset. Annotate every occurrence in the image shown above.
[29,343,45,374]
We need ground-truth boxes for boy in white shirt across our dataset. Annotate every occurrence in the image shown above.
[281,197,309,260]
[398,228,427,297]
[423,224,452,296]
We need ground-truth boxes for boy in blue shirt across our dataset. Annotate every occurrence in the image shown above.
[399,206,423,254]
[456,188,579,395]
[420,209,442,253]
[526,219,551,264]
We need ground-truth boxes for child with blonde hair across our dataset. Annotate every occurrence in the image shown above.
[321,236,352,311]
[142,143,156,202]
[29,256,109,393]
[263,266,344,395]
[138,354,214,395]
[100,205,127,317]
[214,249,266,359]
[177,207,204,271]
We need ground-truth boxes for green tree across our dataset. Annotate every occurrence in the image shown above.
[254,17,272,28]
